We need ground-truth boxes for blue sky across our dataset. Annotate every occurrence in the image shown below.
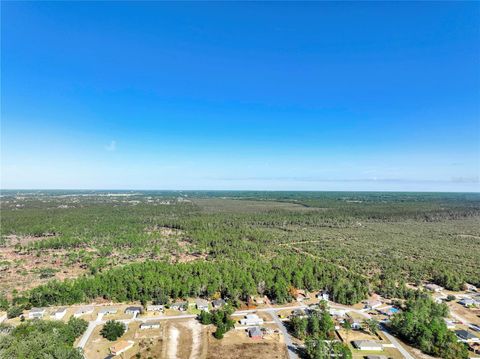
[1,2,479,191]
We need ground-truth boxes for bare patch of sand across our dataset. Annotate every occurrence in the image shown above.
[167,325,180,359]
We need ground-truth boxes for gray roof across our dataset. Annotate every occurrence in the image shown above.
[212,299,226,307]
[30,307,45,313]
[75,306,93,313]
[99,307,117,314]
[52,307,67,314]
[171,301,187,306]
[140,321,161,328]
[456,330,478,340]
[195,299,209,306]
[248,326,262,337]
[125,306,142,312]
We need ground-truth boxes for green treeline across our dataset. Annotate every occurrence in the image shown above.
[390,293,468,359]
[290,307,351,359]
[26,256,368,307]
[198,306,235,339]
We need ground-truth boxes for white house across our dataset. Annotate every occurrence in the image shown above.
[240,314,264,326]
[125,306,142,315]
[352,340,383,351]
[425,283,443,292]
[329,308,346,317]
[52,307,67,320]
[466,283,477,292]
[195,299,209,312]
[28,307,46,319]
[170,302,187,311]
[74,306,94,317]
[99,307,118,315]
[147,304,164,312]
[316,290,329,301]
[140,321,161,330]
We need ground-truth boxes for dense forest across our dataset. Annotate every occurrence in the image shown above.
[1,191,479,306]
[25,257,368,306]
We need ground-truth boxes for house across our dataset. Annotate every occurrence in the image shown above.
[469,324,480,332]
[466,283,477,292]
[352,340,383,351]
[147,304,164,312]
[99,307,118,315]
[140,321,161,330]
[125,306,142,315]
[329,308,346,317]
[459,298,477,307]
[52,307,67,320]
[248,326,263,339]
[195,299,209,312]
[455,329,480,343]
[212,299,226,309]
[316,290,329,301]
[109,340,134,356]
[240,314,264,326]
[248,295,270,305]
[425,283,443,292]
[170,301,188,311]
[74,306,94,317]
[28,307,45,319]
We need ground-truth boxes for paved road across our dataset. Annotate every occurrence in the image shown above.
[77,313,104,349]
[267,309,298,359]
[381,326,415,359]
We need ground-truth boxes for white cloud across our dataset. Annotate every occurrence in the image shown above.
[105,140,116,152]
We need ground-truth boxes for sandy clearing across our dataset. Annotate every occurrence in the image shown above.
[185,319,202,359]
[167,325,180,359]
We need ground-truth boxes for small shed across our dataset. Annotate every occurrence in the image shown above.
[248,326,263,339]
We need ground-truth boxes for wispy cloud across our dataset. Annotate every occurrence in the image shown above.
[105,140,116,152]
